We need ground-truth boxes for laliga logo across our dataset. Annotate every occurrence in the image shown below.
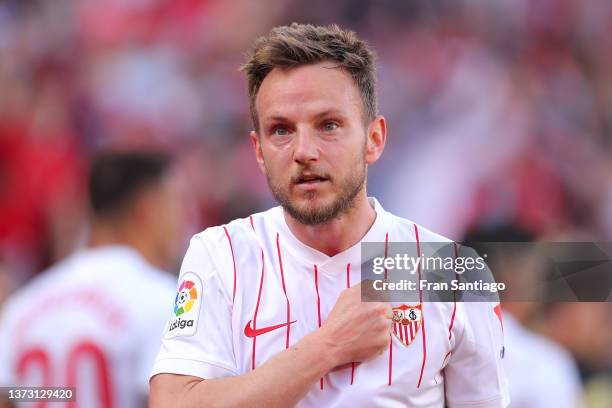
[174,280,198,316]
[167,275,201,337]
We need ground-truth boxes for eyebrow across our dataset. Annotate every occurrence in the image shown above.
[262,109,347,124]
[312,109,347,119]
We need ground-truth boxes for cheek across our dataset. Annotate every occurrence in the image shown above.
[262,147,290,177]
[328,142,365,171]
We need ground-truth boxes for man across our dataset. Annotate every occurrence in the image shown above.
[150,23,508,407]
[466,226,583,408]
[0,152,180,407]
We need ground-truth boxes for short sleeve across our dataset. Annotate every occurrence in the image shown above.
[444,302,510,408]
[151,233,238,380]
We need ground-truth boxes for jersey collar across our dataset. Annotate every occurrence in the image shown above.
[271,197,394,275]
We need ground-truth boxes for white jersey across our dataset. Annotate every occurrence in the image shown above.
[0,246,176,408]
[503,313,582,408]
[152,198,509,407]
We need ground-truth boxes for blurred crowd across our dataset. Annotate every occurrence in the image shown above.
[0,0,611,406]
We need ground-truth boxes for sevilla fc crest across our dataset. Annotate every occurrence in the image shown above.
[392,304,422,347]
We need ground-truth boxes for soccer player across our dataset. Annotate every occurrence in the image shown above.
[0,152,179,407]
[150,24,509,407]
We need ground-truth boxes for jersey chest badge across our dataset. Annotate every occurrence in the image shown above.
[391,304,422,347]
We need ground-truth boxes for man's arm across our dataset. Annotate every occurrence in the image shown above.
[150,328,335,408]
[150,284,392,408]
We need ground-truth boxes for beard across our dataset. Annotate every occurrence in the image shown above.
[266,161,367,226]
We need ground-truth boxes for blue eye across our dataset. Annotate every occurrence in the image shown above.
[323,122,339,131]
[273,127,289,136]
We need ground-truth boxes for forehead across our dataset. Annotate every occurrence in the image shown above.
[255,61,363,123]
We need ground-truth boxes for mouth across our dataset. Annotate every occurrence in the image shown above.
[295,174,329,185]
[293,173,330,190]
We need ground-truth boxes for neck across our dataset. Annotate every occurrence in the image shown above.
[284,190,376,257]
[88,221,162,268]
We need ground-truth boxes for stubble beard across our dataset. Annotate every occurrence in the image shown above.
[266,162,367,226]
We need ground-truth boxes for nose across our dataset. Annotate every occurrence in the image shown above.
[292,128,319,164]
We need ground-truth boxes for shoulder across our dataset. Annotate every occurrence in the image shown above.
[195,221,251,253]
[132,268,177,328]
[190,206,279,258]
[509,317,577,370]
[388,211,454,244]
[0,256,74,330]
[182,207,278,279]
[83,246,177,301]
[135,265,177,301]
[505,315,581,394]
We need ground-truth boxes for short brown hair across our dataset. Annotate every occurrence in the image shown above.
[241,23,378,130]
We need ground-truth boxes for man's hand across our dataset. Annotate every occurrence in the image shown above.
[320,283,393,367]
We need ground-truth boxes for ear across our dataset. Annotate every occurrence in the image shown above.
[365,115,387,165]
[251,130,267,175]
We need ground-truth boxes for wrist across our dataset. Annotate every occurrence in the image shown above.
[301,326,342,373]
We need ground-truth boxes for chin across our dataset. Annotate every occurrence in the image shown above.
[294,192,336,209]
[292,196,343,222]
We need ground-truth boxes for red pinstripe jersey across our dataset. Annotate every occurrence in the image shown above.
[152,198,509,407]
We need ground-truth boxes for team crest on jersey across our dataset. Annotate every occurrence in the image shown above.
[166,272,202,338]
[391,304,422,347]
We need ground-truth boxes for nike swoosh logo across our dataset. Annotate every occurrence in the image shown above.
[244,320,297,338]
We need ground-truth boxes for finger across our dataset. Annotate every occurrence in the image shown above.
[383,305,394,319]
[361,279,386,302]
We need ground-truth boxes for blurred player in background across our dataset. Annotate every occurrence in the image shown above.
[0,152,179,407]
[465,226,584,408]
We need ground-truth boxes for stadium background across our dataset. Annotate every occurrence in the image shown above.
[0,0,610,406]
